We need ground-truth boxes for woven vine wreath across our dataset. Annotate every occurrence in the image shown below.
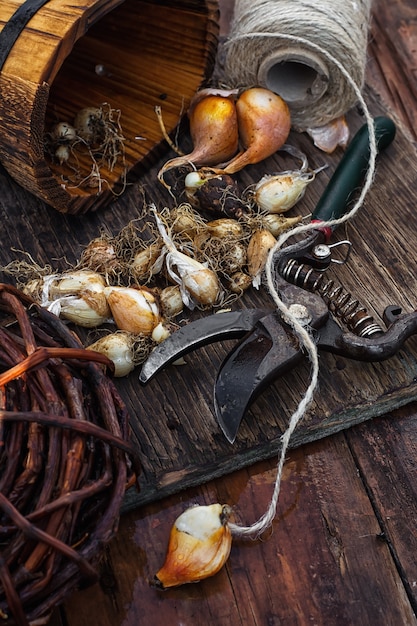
[0,283,141,625]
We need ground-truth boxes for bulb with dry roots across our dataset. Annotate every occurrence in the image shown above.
[253,169,321,213]
[104,286,161,335]
[247,229,277,289]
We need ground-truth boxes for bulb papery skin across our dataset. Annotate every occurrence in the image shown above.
[222,87,291,174]
[79,239,119,274]
[260,214,303,237]
[74,107,102,143]
[47,270,108,300]
[237,88,291,150]
[87,332,135,377]
[130,243,163,281]
[151,206,221,309]
[155,504,232,589]
[159,285,184,318]
[247,229,277,289]
[206,218,244,239]
[157,96,239,182]
[51,121,77,143]
[307,115,350,153]
[165,250,220,309]
[188,88,239,110]
[171,203,207,237]
[254,172,314,213]
[104,286,160,335]
[189,96,239,165]
[152,322,171,343]
[176,504,224,539]
[227,271,252,294]
[57,292,111,328]
[185,269,220,307]
[55,144,70,164]
[224,242,247,274]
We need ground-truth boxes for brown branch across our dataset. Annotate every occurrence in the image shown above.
[0,346,114,386]
[0,283,140,623]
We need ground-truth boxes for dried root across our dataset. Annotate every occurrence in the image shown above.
[1,189,307,375]
[45,103,128,196]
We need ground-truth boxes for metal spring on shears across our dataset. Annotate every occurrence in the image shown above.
[280,259,384,338]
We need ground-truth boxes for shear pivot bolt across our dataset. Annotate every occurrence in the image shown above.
[312,244,331,260]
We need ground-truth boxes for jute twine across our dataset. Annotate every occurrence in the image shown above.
[226,1,377,538]
[224,0,372,129]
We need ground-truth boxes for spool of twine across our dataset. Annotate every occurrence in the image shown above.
[224,0,372,129]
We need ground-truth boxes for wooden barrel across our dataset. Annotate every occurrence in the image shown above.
[0,0,219,214]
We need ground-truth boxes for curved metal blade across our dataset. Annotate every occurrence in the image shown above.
[214,313,304,443]
[139,309,269,383]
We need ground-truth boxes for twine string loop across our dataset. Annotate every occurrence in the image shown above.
[226,0,375,538]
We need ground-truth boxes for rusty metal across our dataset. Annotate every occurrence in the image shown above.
[279,258,383,337]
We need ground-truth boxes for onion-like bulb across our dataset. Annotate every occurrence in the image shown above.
[253,170,319,214]
[56,292,111,328]
[157,95,239,184]
[155,504,232,588]
[152,206,221,310]
[159,285,184,318]
[247,229,277,289]
[23,270,112,328]
[222,87,291,174]
[104,286,160,335]
[257,214,303,237]
[205,218,244,239]
[38,270,108,301]
[87,332,136,377]
[73,107,103,144]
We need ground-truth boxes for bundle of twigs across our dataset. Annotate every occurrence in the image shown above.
[0,283,140,625]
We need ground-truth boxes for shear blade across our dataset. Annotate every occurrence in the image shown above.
[214,314,303,443]
[139,309,268,383]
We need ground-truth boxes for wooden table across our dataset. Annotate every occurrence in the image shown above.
[3,0,417,624]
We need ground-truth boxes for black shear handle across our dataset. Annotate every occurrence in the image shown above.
[312,116,396,230]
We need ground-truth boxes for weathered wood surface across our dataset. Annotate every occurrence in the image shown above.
[366,0,417,140]
[62,407,417,626]
[2,84,416,514]
[2,0,417,623]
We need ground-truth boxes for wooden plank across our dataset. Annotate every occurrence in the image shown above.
[121,90,417,508]
[2,86,417,513]
[346,404,417,607]
[367,0,417,139]
[62,433,417,626]
[2,0,417,624]
[54,0,417,623]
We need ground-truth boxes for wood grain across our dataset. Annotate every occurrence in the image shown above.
[62,429,417,626]
[1,59,417,514]
[3,0,417,624]
[367,0,417,140]
[0,0,218,212]
[56,0,417,622]
[1,5,417,507]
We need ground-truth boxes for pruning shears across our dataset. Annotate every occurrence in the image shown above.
[140,116,417,443]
